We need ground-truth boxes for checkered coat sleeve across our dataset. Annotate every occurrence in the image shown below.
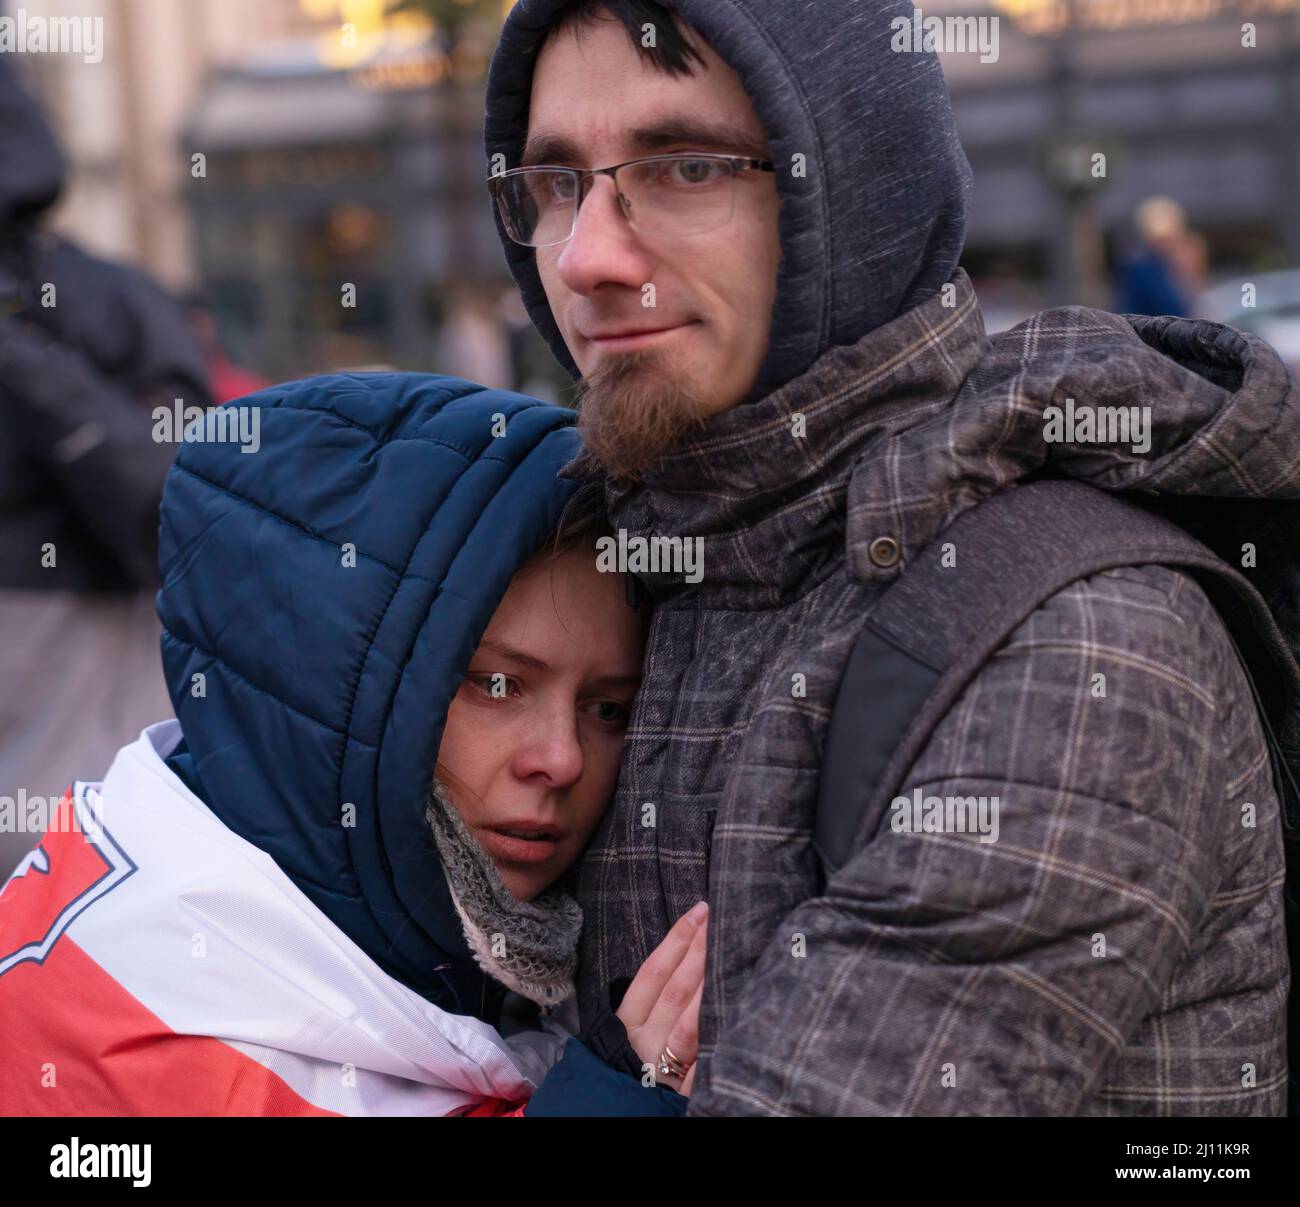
[689,564,1289,1116]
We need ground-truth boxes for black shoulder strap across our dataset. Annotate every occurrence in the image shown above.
[814,477,1300,875]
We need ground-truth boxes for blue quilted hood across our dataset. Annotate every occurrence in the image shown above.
[156,373,582,1016]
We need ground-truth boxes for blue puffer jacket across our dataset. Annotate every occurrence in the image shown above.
[154,372,685,1116]
[158,372,578,1015]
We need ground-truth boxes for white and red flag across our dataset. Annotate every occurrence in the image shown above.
[0,722,559,1116]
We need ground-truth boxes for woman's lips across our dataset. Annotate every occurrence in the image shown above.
[478,826,562,865]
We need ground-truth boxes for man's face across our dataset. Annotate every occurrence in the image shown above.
[527,13,781,478]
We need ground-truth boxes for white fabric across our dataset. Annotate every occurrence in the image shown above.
[64,721,567,1116]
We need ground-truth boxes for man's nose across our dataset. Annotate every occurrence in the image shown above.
[555,174,654,296]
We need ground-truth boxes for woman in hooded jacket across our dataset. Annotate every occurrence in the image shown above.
[0,372,701,1117]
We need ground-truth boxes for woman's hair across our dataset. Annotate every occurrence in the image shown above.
[527,474,615,567]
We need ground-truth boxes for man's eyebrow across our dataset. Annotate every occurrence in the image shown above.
[519,118,770,169]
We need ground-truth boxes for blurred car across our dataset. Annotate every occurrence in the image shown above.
[1199,270,1300,373]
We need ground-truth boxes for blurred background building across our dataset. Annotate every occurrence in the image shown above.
[9,0,1300,386]
[2,0,1298,878]
[940,0,1300,351]
[10,0,556,396]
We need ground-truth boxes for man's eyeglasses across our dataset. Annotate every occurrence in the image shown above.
[487,152,776,248]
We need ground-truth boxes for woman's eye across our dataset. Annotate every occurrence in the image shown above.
[584,700,632,730]
[468,674,519,700]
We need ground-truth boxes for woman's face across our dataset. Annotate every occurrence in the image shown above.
[436,547,649,900]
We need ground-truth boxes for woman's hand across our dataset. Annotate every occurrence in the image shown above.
[615,900,708,1096]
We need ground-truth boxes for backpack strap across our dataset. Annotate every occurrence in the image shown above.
[815,477,1300,876]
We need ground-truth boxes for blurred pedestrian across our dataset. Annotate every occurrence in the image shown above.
[1115,196,1208,317]
[183,295,271,404]
[433,283,513,389]
[0,60,211,876]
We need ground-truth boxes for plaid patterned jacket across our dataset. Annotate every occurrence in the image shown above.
[573,269,1293,1115]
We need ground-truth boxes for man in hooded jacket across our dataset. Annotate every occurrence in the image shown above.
[483,0,1293,1114]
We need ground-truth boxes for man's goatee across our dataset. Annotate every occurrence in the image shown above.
[572,349,714,482]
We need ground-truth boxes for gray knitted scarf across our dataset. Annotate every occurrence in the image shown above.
[425,777,582,1008]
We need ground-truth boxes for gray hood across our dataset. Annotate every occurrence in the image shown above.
[484,0,972,403]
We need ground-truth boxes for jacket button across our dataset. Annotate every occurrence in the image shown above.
[868,536,901,568]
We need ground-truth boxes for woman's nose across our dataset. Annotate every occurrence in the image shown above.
[512,714,584,789]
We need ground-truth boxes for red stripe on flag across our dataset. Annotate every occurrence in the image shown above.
[0,933,338,1116]
[462,1096,526,1117]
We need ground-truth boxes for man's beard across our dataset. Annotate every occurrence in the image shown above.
[572,348,714,482]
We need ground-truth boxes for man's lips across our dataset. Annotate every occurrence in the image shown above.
[478,824,564,865]
[583,321,696,349]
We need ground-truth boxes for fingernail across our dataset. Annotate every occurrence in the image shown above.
[688,900,709,922]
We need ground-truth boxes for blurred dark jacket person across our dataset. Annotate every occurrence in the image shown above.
[0,60,211,874]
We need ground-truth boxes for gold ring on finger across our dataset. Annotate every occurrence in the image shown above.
[657,1044,690,1080]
